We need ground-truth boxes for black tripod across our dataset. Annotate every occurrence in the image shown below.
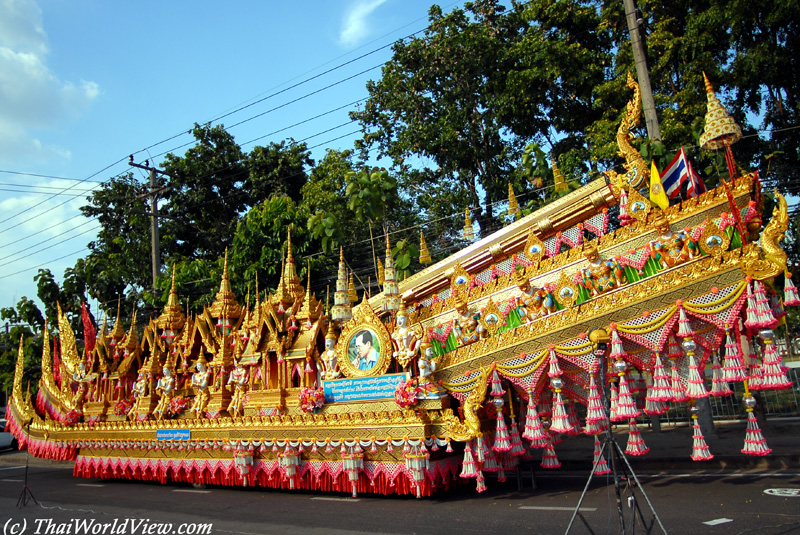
[17,421,38,508]
[564,342,666,535]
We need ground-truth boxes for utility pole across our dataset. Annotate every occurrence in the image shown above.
[128,158,173,294]
[623,0,661,141]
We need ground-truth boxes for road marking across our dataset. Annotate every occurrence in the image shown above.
[0,466,24,471]
[520,506,597,512]
[1,479,22,482]
[77,483,105,487]
[764,488,800,497]
[703,518,733,526]
[311,496,361,502]
[173,489,211,494]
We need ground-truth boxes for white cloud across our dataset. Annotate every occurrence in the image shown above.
[0,0,99,165]
[339,0,388,48]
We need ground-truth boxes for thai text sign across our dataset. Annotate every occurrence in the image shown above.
[157,429,191,441]
[323,373,407,403]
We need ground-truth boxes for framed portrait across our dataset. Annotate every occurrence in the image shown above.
[336,303,393,377]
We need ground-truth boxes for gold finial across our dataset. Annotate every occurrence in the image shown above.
[507,183,519,220]
[209,248,242,319]
[552,158,568,193]
[110,295,125,342]
[377,258,385,285]
[348,272,358,304]
[157,264,185,332]
[699,72,742,151]
[463,208,474,241]
[419,230,432,265]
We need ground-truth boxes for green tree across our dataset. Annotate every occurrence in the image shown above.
[160,123,249,261]
[80,172,153,305]
[351,0,527,229]
[246,140,313,203]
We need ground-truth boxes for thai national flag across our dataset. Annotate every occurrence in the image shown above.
[660,147,690,199]
[685,155,707,198]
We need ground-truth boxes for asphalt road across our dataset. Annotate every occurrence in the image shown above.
[0,459,799,535]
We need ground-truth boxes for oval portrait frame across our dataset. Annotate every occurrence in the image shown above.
[336,302,393,377]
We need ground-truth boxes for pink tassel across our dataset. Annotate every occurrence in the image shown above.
[475,472,487,493]
[460,442,478,478]
[609,324,626,360]
[592,436,611,475]
[547,346,563,378]
[750,337,793,390]
[480,438,499,472]
[539,435,561,469]
[644,373,667,415]
[490,367,506,397]
[446,439,453,453]
[754,281,778,329]
[508,417,526,456]
[609,382,621,422]
[690,420,714,461]
[744,278,759,329]
[722,326,747,382]
[493,410,512,452]
[325,441,334,454]
[685,353,710,399]
[523,404,549,447]
[566,400,582,435]
[676,302,694,337]
[784,272,800,306]
[615,373,641,419]
[584,373,606,427]
[710,351,733,396]
[549,391,573,434]
[741,410,772,456]
[625,420,649,456]
[669,357,689,403]
[650,352,672,402]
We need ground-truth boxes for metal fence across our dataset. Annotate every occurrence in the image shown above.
[658,366,800,424]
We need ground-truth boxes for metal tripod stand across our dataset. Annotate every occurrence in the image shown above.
[17,421,38,508]
[564,335,667,535]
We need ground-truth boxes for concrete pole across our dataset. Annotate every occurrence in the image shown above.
[149,168,160,294]
[623,0,661,142]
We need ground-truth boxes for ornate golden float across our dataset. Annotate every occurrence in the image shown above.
[6,75,796,497]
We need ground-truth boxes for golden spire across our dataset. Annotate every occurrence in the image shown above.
[331,247,352,323]
[377,258,385,285]
[382,233,400,311]
[419,230,432,265]
[156,264,185,332]
[348,272,358,304]
[123,307,139,352]
[699,72,742,151]
[273,229,303,308]
[508,183,520,220]
[553,158,568,193]
[463,208,474,241]
[209,248,242,319]
[298,259,318,321]
[110,296,125,344]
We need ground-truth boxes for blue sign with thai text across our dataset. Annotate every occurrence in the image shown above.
[157,429,191,441]
[323,373,407,403]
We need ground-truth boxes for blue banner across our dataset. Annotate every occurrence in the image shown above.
[323,373,407,403]
[157,429,191,441]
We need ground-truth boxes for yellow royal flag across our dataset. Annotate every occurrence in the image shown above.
[649,160,669,209]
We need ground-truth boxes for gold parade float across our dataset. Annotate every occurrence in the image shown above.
[6,75,797,497]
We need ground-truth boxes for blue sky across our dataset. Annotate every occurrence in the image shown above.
[0,0,468,317]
